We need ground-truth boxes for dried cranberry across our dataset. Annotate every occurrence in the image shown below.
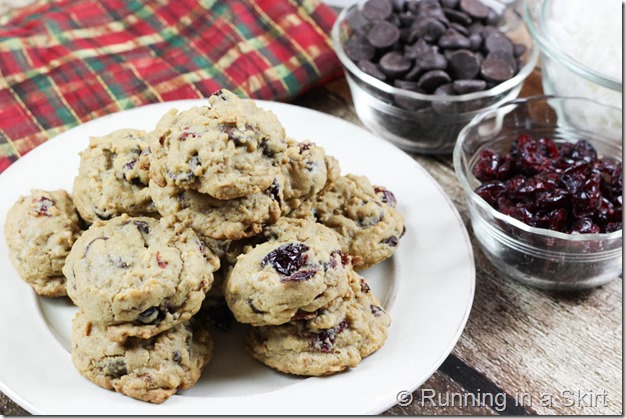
[262,243,309,276]
[283,269,317,283]
[310,320,349,353]
[570,217,601,234]
[370,305,385,317]
[475,181,506,206]
[472,149,502,182]
[32,196,54,216]
[156,251,168,269]
[473,134,622,234]
[374,186,397,207]
[264,179,281,203]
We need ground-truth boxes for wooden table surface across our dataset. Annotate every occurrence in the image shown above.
[1,67,622,416]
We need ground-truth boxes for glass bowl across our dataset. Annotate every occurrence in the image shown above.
[524,0,622,137]
[453,95,622,291]
[331,0,539,154]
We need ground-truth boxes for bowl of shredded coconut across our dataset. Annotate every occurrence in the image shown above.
[524,0,622,138]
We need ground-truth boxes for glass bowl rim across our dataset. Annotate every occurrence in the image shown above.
[523,0,622,92]
[331,2,540,104]
[453,94,624,243]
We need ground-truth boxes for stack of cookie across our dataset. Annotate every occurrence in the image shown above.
[225,218,392,376]
[3,89,405,402]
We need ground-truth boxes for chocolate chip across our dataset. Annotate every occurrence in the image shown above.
[443,8,472,25]
[137,307,165,325]
[133,220,150,235]
[449,22,469,36]
[438,29,471,49]
[453,79,487,94]
[468,32,483,50]
[103,359,127,378]
[358,59,386,80]
[460,0,491,19]
[513,43,527,58]
[441,0,459,8]
[447,49,480,79]
[345,33,376,62]
[410,17,447,42]
[362,0,393,21]
[379,51,412,78]
[432,83,457,112]
[417,69,451,92]
[404,38,431,59]
[367,20,400,48]
[415,47,447,71]
[484,31,514,55]
[481,54,515,82]
[404,63,424,81]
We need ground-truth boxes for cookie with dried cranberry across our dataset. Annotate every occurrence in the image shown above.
[63,214,219,342]
[4,189,81,297]
[279,138,340,213]
[71,310,213,404]
[291,174,404,270]
[149,89,287,200]
[72,128,157,223]
[224,219,352,327]
[148,171,282,241]
[247,270,391,376]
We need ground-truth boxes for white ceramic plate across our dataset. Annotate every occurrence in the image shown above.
[0,100,475,415]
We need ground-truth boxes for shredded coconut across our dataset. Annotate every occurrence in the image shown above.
[541,0,622,137]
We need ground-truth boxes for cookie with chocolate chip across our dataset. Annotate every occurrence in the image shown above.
[247,270,391,376]
[290,174,404,270]
[224,219,352,327]
[71,310,213,404]
[148,153,282,240]
[149,89,287,200]
[4,189,81,297]
[72,128,157,224]
[63,214,219,342]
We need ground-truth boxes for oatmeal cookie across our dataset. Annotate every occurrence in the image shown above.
[149,89,287,200]
[63,214,219,342]
[148,163,282,240]
[4,189,81,297]
[72,128,156,223]
[224,219,352,327]
[71,310,213,404]
[247,270,391,376]
[291,174,404,270]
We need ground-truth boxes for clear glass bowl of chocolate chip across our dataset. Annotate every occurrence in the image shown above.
[332,0,539,154]
[454,95,623,291]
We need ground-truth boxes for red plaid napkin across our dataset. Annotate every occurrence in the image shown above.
[0,0,341,173]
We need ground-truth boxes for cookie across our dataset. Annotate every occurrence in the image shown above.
[290,174,404,270]
[72,128,156,223]
[148,163,282,240]
[149,89,287,200]
[71,310,213,404]
[4,189,81,297]
[224,218,352,327]
[247,270,391,376]
[279,139,340,213]
[63,214,220,342]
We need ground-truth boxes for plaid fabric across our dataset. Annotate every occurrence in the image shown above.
[0,0,341,173]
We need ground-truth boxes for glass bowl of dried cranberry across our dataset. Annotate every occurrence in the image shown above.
[453,95,622,291]
[331,0,539,154]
